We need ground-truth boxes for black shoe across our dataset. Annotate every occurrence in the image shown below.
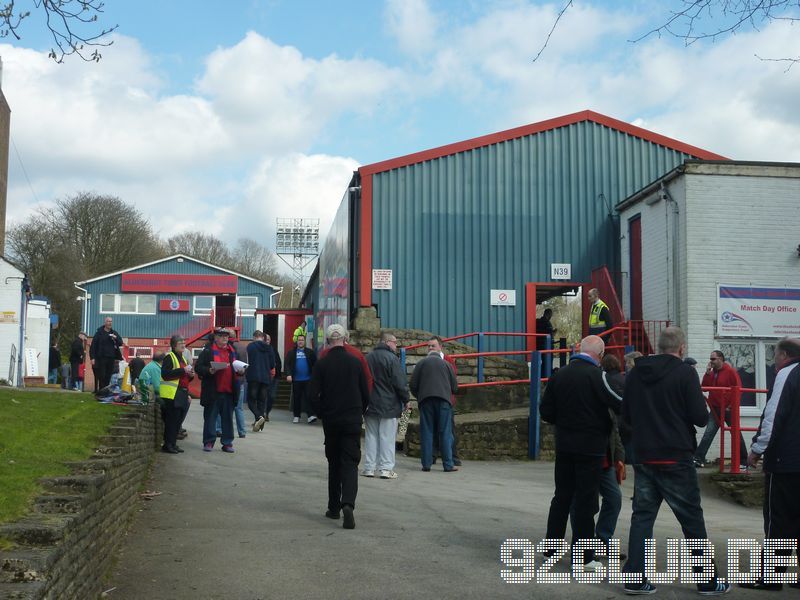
[342,505,355,529]
[421,467,431,472]
[738,581,783,591]
[325,510,340,520]
[431,457,437,465]
[173,445,184,453]
[161,445,179,454]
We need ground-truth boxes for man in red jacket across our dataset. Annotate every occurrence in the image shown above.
[694,350,747,468]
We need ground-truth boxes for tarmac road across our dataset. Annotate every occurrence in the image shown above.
[105,404,771,600]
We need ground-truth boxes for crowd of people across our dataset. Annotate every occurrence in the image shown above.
[49,310,800,592]
[541,327,800,594]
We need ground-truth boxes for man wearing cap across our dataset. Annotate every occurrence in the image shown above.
[196,327,243,453]
[310,324,370,529]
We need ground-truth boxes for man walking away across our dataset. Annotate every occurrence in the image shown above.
[363,331,409,479]
[310,324,369,529]
[286,334,317,424]
[694,350,746,468]
[741,337,800,591]
[540,335,621,572]
[410,336,459,472]
[622,326,729,595]
[247,330,275,432]
[90,317,123,391]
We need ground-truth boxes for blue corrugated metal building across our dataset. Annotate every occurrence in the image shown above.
[304,110,725,349]
[76,254,280,358]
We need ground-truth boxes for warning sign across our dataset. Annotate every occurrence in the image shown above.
[490,289,516,306]
[372,269,393,290]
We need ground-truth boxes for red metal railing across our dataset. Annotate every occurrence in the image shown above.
[702,384,766,475]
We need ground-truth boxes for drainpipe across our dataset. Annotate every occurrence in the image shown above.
[661,182,680,323]
[269,288,283,309]
[75,284,90,333]
[18,277,29,387]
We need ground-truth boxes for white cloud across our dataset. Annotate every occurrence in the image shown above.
[384,0,439,56]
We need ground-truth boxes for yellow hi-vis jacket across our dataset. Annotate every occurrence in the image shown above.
[293,324,306,343]
[160,352,185,401]
[589,300,610,329]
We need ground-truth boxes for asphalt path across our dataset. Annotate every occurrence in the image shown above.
[105,404,770,600]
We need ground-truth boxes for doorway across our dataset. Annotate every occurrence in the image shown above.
[215,294,236,327]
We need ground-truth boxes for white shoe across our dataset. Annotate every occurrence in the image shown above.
[307,416,318,424]
[361,470,375,478]
[292,417,300,424]
[253,416,265,432]
[583,560,604,572]
[379,470,398,479]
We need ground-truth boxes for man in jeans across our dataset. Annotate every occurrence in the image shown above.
[694,350,746,468]
[410,336,459,472]
[286,334,317,424]
[622,327,729,595]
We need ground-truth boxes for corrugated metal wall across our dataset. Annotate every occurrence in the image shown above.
[84,258,277,339]
[371,121,695,349]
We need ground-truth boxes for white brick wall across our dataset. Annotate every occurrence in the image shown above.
[619,163,800,462]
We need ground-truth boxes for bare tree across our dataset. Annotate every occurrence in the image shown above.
[6,191,164,353]
[1,0,117,63]
[230,238,279,283]
[166,232,233,267]
[534,0,799,67]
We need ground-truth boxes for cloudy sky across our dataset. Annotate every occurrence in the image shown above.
[2,0,798,261]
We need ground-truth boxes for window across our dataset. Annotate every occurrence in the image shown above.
[100,294,115,313]
[718,340,774,414]
[130,347,153,359]
[237,296,258,317]
[194,296,214,315]
[191,347,204,360]
[99,294,156,315]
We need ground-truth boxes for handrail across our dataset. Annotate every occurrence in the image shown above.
[403,330,547,351]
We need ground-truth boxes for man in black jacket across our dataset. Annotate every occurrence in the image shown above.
[622,327,728,595]
[363,331,409,479]
[540,335,621,570]
[247,330,276,432]
[741,337,800,591]
[310,324,369,529]
[90,317,122,391]
[69,333,87,391]
[195,328,242,453]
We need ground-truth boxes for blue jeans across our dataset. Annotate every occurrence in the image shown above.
[569,465,622,543]
[48,368,58,384]
[215,384,246,436]
[419,398,454,470]
[625,462,711,582]
[694,407,747,464]
[204,393,235,446]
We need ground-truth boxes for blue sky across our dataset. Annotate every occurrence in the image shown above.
[2,0,798,259]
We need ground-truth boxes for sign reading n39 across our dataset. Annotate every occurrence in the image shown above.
[550,263,571,280]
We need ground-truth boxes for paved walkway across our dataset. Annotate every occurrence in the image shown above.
[105,404,768,600]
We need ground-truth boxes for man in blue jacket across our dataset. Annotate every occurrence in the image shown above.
[247,330,275,432]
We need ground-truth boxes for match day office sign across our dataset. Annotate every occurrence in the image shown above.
[490,290,516,306]
[121,273,238,294]
[717,285,800,338]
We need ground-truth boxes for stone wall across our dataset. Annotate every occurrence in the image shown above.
[0,404,161,599]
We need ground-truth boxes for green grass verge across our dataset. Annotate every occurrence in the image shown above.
[0,389,125,525]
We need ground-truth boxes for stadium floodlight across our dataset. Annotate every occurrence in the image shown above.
[276,218,320,306]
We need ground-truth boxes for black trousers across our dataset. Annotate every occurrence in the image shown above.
[323,421,361,512]
[247,381,270,420]
[161,401,181,449]
[292,380,314,418]
[763,471,800,571]
[545,451,604,561]
[95,358,116,390]
[70,361,81,389]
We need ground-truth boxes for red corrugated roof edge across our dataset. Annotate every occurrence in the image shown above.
[359,109,728,176]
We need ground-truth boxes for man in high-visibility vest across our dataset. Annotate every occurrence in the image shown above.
[588,288,613,337]
[293,322,307,343]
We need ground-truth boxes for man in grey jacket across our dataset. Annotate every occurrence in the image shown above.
[410,336,459,472]
[363,331,410,479]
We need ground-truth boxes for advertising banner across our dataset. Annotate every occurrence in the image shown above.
[121,273,237,294]
[717,285,800,338]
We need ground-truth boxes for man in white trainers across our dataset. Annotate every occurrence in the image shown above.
[363,331,409,479]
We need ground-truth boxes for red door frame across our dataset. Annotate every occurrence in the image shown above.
[525,282,585,352]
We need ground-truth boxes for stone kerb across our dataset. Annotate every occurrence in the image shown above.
[0,403,161,600]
